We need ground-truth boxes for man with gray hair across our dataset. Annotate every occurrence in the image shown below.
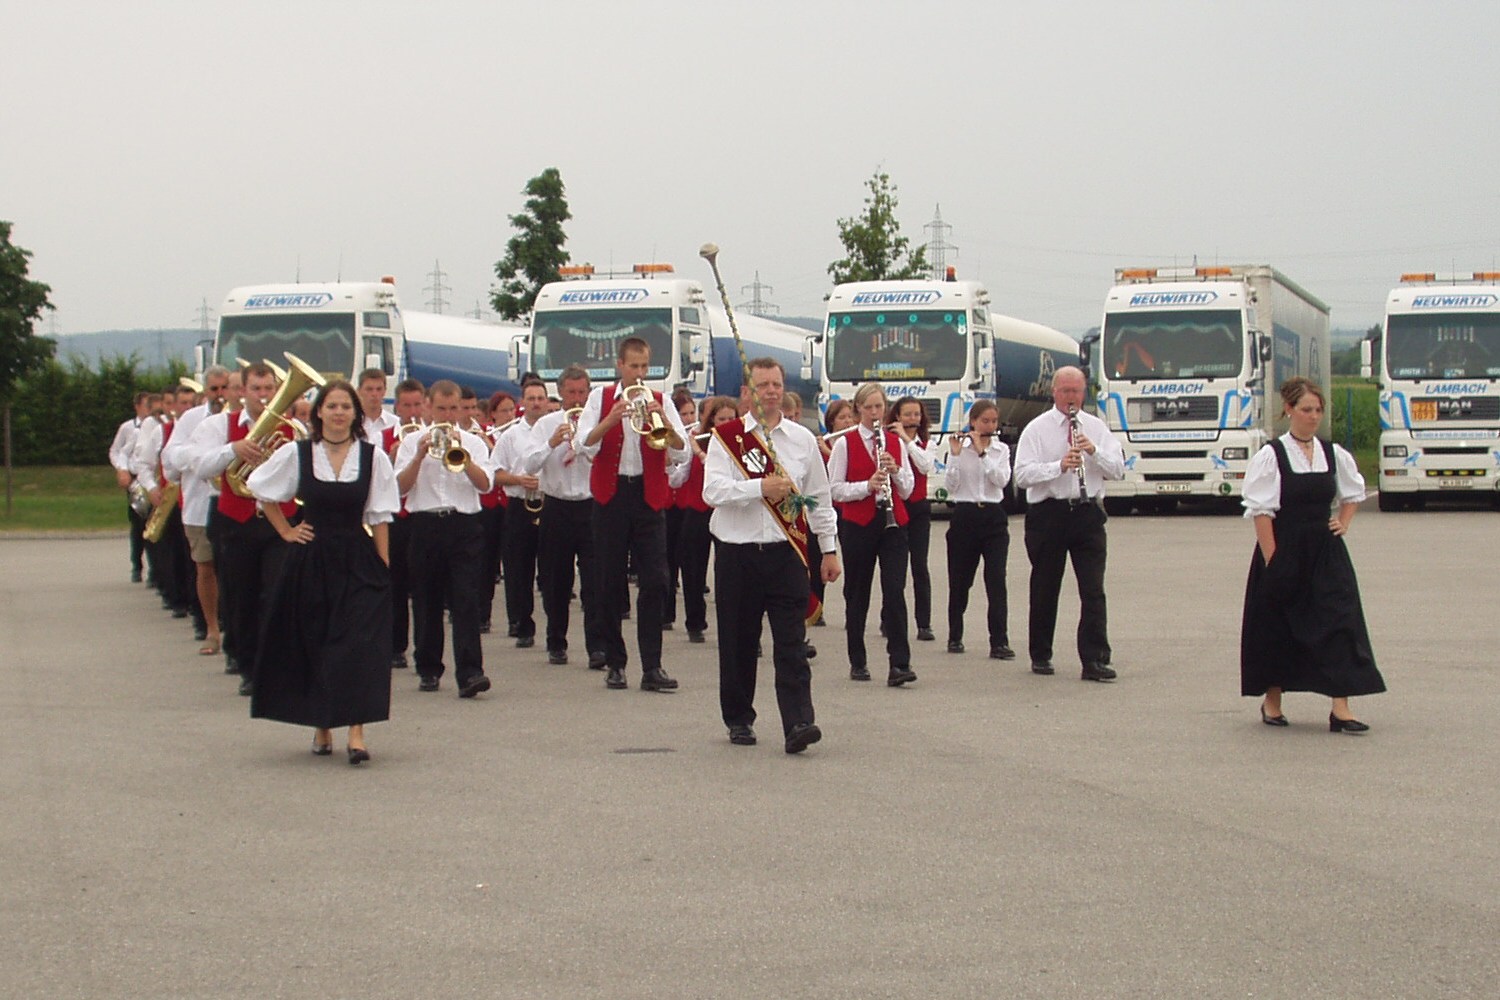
[164,365,231,655]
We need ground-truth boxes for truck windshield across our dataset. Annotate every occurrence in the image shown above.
[1386,313,1500,379]
[531,308,672,380]
[825,310,967,381]
[1101,309,1243,379]
[218,312,354,374]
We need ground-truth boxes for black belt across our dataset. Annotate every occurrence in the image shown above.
[411,507,466,518]
[952,500,1002,510]
[617,474,644,483]
[724,540,789,552]
[1038,496,1098,509]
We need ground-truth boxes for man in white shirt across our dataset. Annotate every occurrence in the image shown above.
[704,357,840,753]
[163,366,230,654]
[1012,366,1125,681]
[357,368,399,442]
[110,391,152,582]
[492,378,549,650]
[395,379,496,698]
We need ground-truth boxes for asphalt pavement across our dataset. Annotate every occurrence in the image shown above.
[2,503,1497,999]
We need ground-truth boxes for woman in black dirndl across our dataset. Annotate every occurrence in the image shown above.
[247,380,399,763]
[1241,377,1384,732]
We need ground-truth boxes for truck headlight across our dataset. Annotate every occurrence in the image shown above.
[1383,445,1408,458]
[1220,447,1249,461]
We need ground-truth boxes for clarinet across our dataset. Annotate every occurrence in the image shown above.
[1067,403,1088,500]
[872,429,898,530]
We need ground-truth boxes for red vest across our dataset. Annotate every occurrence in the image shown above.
[589,383,671,510]
[216,414,297,524]
[836,427,909,527]
[381,426,410,517]
[675,453,709,512]
[910,439,928,505]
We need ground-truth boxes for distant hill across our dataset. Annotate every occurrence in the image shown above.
[49,329,205,369]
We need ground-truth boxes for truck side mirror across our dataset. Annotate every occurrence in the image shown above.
[1359,340,1373,380]
[1078,331,1098,367]
[507,336,523,382]
[800,337,815,381]
[972,346,993,389]
[193,343,209,378]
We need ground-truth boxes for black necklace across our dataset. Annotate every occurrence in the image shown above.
[323,435,353,445]
[1288,432,1315,443]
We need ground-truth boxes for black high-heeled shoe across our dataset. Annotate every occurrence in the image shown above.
[347,746,371,765]
[311,737,333,756]
[1260,705,1289,727]
[1329,713,1370,734]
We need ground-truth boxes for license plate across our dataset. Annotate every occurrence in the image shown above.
[1437,478,1474,489]
[1156,483,1191,494]
[1411,400,1438,421]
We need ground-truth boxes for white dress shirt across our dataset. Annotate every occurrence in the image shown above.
[703,413,837,551]
[944,439,1013,503]
[109,417,141,473]
[247,440,399,525]
[394,426,493,513]
[1241,438,1366,519]
[826,425,916,503]
[524,410,593,501]
[574,382,690,473]
[362,409,399,442]
[161,403,215,526]
[188,410,256,482]
[128,417,168,488]
[490,418,545,500]
[1013,407,1125,502]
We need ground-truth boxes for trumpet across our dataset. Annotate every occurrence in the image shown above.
[622,380,671,450]
[426,422,469,473]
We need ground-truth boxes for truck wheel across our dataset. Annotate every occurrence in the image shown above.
[1103,498,1132,517]
[1377,490,1400,512]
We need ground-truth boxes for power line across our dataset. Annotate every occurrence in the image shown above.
[924,204,958,279]
[424,259,451,314]
[738,271,779,316]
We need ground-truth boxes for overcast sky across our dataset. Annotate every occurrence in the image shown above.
[5,0,1497,337]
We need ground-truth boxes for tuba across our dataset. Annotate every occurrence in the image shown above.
[622,380,671,450]
[224,353,326,497]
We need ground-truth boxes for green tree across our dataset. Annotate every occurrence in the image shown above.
[0,221,56,512]
[827,170,929,284]
[490,167,572,321]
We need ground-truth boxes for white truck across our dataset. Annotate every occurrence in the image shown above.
[513,263,822,406]
[201,278,528,402]
[1082,265,1330,513]
[1363,271,1500,511]
[817,276,1079,502]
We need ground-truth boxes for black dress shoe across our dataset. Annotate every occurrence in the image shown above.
[947,640,965,654]
[812,618,826,627]
[458,675,492,698]
[990,644,1016,661]
[224,656,240,675]
[193,625,208,642]
[516,635,535,649]
[888,667,918,687]
[171,606,189,619]
[728,724,757,746]
[347,746,371,765]
[1329,713,1370,733]
[391,654,409,670]
[850,665,871,682]
[418,676,440,692]
[1031,660,1054,675]
[785,722,822,754]
[640,668,678,692]
[548,649,569,665]
[605,667,627,689]
[130,569,142,583]
[238,677,253,696]
[479,621,491,634]
[916,627,935,642]
[1261,705,1289,727]
[687,629,706,644]
[506,623,519,637]
[311,737,333,756]
[662,622,675,631]
[588,650,607,670]
[1081,662,1117,682]
[804,642,817,660]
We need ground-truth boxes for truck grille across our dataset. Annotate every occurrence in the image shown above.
[1139,449,1209,460]
[1411,396,1500,421]
[1143,473,1206,482]
[922,399,943,426]
[1128,396,1219,421]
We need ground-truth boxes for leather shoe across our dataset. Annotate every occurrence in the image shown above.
[804,642,817,661]
[506,623,519,637]
[1261,704,1289,727]
[347,746,371,765]
[1031,660,1055,675]
[311,737,333,756]
[458,675,492,698]
[728,724,757,746]
[785,722,822,754]
[548,649,569,665]
[130,569,142,583]
[1329,713,1370,734]
[947,640,965,654]
[1081,662,1117,682]
[849,665,871,682]
[193,625,208,642]
[888,667,918,687]
[418,676,440,692]
[640,668,678,692]
[224,656,240,675]
[588,650,607,670]
[990,644,1016,660]
[391,654,409,670]
[516,635,535,649]
[687,629,706,644]
[916,627,935,642]
[171,606,189,619]
[605,667,627,689]
[237,677,253,696]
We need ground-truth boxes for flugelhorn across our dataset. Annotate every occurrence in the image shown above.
[623,381,671,450]
[426,423,469,473]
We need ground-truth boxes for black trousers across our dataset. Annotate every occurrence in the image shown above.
[478,503,506,628]
[389,515,413,657]
[837,517,911,671]
[907,499,933,631]
[664,506,685,625]
[947,502,1009,646]
[716,541,815,737]
[502,499,541,639]
[127,499,146,574]
[538,497,604,655]
[592,478,668,673]
[408,511,485,685]
[207,505,235,657]
[677,508,712,633]
[219,513,287,683]
[1024,499,1109,666]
